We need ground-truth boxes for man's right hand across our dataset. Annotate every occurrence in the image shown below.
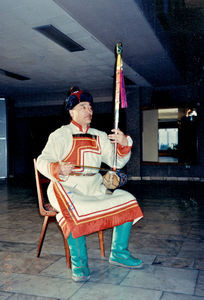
[59,162,74,176]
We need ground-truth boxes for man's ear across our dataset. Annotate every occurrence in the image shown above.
[69,109,74,119]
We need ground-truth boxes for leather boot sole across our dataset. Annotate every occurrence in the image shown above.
[72,275,90,282]
[109,258,144,269]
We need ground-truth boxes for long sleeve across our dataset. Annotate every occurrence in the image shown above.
[100,131,133,169]
[36,126,73,181]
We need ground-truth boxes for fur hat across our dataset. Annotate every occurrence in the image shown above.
[65,86,93,112]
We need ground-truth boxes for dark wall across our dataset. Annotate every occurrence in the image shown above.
[126,88,141,177]
[9,105,66,176]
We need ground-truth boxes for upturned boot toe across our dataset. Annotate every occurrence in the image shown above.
[109,252,143,269]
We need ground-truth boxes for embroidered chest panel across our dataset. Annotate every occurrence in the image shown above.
[63,134,101,167]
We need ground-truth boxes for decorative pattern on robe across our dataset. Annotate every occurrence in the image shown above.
[37,121,143,238]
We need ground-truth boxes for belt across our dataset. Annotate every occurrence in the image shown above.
[70,172,96,176]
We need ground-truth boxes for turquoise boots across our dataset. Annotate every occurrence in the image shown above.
[109,222,143,268]
[67,222,142,282]
[67,233,90,282]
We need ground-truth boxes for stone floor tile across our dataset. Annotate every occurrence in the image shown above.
[133,253,156,264]
[0,291,13,299]
[121,265,198,294]
[153,256,194,269]
[0,251,62,275]
[87,248,110,260]
[35,239,68,257]
[130,231,187,242]
[134,222,191,237]
[0,272,18,290]
[41,256,112,281]
[89,264,130,284]
[188,226,204,240]
[0,228,39,244]
[7,294,59,300]
[87,248,155,265]
[88,259,116,281]
[0,218,42,232]
[194,259,204,271]
[40,257,73,278]
[0,241,36,253]
[178,241,204,259]
[0,273,82,299]
[161,292,204,299]
[69,282,162,300]
[128,236,182,256]
[195,271,204,297]
[178,250,204,260]
[180,240,204,252]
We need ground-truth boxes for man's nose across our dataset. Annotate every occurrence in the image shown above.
[87,107,93,113]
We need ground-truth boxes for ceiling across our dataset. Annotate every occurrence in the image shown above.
[0,0,203,98]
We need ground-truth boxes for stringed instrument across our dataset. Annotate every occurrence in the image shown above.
[102,42,128,189]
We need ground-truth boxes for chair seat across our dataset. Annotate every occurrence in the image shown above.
[44,203,57,212]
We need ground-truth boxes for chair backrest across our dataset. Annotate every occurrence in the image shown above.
[33,158,56,217]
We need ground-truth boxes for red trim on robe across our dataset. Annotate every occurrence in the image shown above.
[71,120,90,133]
[50,162,61,181]
[62,135,101,169]
[117,144,132,157]
[54,182,143,238]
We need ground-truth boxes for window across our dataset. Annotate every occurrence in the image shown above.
[142,107,198,164]
[158,108,178,162]
[158,128,178,162]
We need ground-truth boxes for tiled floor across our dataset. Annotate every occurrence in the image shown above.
[0,178,204,300]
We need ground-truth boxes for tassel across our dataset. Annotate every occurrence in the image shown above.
[120,70,128,108]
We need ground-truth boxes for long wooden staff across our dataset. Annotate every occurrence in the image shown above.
[69,44,127,176]
[113,43,127,171]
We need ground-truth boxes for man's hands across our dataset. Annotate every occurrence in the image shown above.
[108,129,128,146]
[59,162,74,176]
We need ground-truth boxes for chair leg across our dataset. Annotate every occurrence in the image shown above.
[98,230,105,257]
[64,237,71,268]
[37,215,49,257]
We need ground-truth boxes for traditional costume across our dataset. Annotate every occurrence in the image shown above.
[37,89,143,282]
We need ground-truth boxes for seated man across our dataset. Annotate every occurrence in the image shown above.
[37,87,143,282]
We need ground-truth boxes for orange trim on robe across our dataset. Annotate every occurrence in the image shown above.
[117,144,132,157]
[71,120,90,133]
[63,135,101,169]
[53,182,143,238]
[50,162,61,181]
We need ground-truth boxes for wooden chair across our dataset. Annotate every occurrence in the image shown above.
[33,159,105,269]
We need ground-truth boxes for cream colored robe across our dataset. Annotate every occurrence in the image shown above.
[37,121,143,238]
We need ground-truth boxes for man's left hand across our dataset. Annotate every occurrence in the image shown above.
[108,129,128,146]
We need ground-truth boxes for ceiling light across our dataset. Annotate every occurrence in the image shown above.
[33,24,85,52]
[0,69,30,80]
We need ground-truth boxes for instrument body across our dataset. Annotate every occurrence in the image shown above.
[103,170,127,190]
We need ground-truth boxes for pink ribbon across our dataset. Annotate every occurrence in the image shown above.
[120,70,128,108]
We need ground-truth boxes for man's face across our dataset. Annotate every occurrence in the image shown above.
[70,102,93,128]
